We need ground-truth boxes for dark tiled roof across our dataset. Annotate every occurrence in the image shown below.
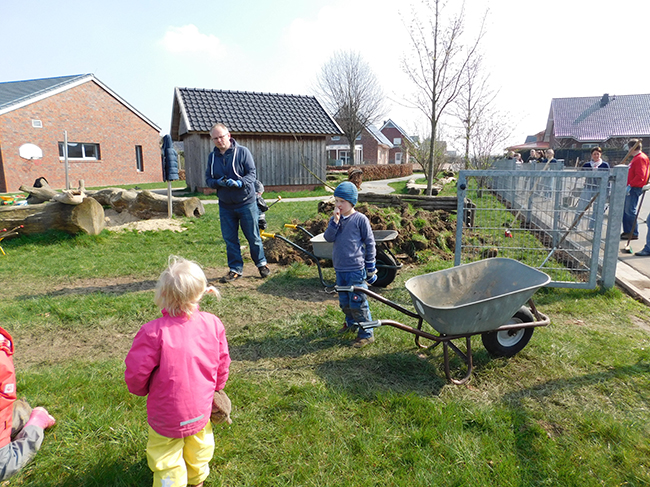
[0,74,88,111]
[552,94,650,142]
[176,87,342,135]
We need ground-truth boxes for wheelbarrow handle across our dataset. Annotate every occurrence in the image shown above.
[335,285,420,319]
[284,224,315,239]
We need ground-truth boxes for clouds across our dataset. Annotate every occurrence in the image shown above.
[159,25,226,59]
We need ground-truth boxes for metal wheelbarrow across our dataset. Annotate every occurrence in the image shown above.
[261,224,402,288]
[337,258,551,385]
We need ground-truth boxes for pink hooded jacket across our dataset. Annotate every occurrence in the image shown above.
[125,309,230,438]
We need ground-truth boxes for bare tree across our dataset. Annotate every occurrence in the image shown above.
[402,0,485,194]
[454,53,498,170]
[404,122,449,176]
[315,50,385,166]
[468,106,514,170]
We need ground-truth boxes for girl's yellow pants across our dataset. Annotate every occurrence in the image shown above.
[146,422,214,487]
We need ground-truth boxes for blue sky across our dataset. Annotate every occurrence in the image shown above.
[3,0,650,150]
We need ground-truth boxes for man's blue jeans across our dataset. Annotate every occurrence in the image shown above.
[219,201,267,275]
[336,269,373,340]
[623,186,643,236]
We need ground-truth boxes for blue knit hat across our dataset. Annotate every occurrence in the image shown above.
[334,181,358,206]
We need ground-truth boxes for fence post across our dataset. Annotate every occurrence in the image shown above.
[600,165,628,288]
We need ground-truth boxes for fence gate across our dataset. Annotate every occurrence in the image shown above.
[454,164,627,289]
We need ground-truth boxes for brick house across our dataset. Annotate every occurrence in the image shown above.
[0,74,161,193]
[379,119,414,164]
[171,87,342,192]
[326,124,393,165]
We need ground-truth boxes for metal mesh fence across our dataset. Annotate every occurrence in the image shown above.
[455,164,625,288]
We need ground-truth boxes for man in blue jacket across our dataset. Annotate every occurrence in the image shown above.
[206,123,269,282]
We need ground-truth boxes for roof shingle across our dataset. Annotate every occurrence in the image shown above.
[176,87,342,135]
[552,94,650,142]
[0,74,87,111]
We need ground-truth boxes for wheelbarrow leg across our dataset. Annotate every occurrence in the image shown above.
[415,317,441,350]
[443,337,473,385]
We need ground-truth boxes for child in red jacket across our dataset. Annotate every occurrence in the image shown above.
[0,327,56,481]
[125,256,230,487]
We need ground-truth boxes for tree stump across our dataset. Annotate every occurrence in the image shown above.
[0,198,105,236]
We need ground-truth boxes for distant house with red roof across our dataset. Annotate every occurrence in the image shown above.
[510,93,650,165]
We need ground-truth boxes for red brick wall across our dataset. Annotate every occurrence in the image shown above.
[381,126,404,164]
[0,81,161,192]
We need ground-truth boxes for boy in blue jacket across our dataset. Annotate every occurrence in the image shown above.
[323,182,377,348]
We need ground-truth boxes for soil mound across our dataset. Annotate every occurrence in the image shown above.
[263,201,455,266]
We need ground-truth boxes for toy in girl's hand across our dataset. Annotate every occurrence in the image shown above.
[211,389,232,425]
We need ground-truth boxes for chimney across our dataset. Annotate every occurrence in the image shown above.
[600,93,609,107]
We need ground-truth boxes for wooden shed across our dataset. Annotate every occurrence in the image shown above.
[170,88,342,192]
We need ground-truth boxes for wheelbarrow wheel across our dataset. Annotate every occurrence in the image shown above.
[481,306,535,357]
[373,250,398,288]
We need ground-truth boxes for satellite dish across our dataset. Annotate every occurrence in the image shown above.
[19,143,43,160]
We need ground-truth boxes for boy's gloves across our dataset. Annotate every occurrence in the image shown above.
[216,176,228,187]
[226,179,242,188]
[366,263,377,285]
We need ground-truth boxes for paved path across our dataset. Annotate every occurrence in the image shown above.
[615,191,650,304]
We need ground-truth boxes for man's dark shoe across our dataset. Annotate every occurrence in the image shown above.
[258,265,270,278]
[621,233,639,240]
[635,249,650,256]
[220,271,241,283]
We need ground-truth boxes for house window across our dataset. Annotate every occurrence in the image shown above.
[32,120,43,128]
[58,142,101,160]
[395,152,402,164]
[339,150,350,164]
[356,135,361,141]
[393,137,402,146]
[331,136,340,141]
[135,145,144,172]
[582,143,598,149]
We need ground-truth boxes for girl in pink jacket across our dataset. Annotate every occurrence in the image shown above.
[125,256,230,487]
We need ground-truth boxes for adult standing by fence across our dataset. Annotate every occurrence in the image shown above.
[205,123,270,283]
[621,139,650,240]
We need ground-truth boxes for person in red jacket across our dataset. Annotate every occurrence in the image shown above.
[0,327,56,481]
[622,139,650,239]
[125,256,230,487]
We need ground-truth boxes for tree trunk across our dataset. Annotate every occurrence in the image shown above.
[0,198,105,236]
[128,190,205,218]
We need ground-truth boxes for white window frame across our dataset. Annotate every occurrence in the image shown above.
[395,152,403,164]
[58,142,101,160]
[393,137,402,146]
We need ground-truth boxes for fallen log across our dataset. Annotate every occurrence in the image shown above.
[127,190,205,218]
[0,197,105,236]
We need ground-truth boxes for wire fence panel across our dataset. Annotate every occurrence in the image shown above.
[454,164,627,289]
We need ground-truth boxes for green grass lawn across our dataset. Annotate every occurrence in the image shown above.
[1,200,649,486]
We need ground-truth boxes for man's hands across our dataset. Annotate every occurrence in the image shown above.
[217,177,242,188]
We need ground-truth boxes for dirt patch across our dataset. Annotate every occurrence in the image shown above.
[11,263,337,370]
[104,209,187,233]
